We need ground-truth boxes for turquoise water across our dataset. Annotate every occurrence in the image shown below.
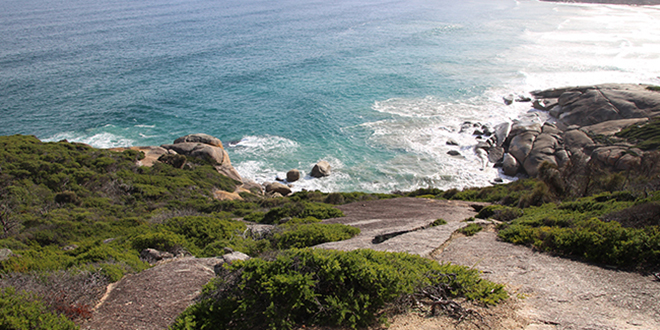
[2,0,660,192]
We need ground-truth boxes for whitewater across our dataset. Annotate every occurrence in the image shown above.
[2,0,660,192]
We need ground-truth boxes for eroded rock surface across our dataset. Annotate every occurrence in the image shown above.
[489,84,660,177]
[435,229,660,330]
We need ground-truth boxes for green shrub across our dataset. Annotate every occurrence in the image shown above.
[243,211,265,223]
[299,202,344,219]
[273,223,360,249]
[617,117,660,150]
[131,231,186,253]
[498,196,659,268]
[458,223,483,236]
[262,202,344,224]
[1,247,76,273]
[476,205,523,221]
[414,194,436,199]
[0,287,78,330]
[406,187,443,198]
[430,218,447,226]
[164,216,246,251]
[499,217,660,267]
[171,249,507,330]
[99,262,127,283]
[324,192,345,205]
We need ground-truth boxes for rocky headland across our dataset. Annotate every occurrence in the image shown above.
[110,133,334,200]
[477,84,660,180]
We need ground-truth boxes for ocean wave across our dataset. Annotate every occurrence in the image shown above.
[44,132,135,149]
[227,135,300,157]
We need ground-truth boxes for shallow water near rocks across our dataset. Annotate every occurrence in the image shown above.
[2,0,660,192]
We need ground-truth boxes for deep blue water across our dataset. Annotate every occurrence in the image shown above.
[2,0,660,192]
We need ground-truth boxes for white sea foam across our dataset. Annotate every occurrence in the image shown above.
[228,135,300,157]
[363,95,518,190]
[44,131,135,149]
[233,156,352,193]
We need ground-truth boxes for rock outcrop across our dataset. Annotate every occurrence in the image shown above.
[287,169,301,182]
[161,133,243,183]
[140,248,174,264]
[531,84,660,129]
[488,84,660,178]
[265,182,292,196]
[0,248,14,262]
[213,251,250,275]
[311,161,331,178]
[108,134,254,198]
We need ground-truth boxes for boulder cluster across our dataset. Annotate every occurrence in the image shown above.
[264,160,332,198]
[480,84,660,178]
[114,133,334,199]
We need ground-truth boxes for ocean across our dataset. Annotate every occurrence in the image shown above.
[2,0,660,193]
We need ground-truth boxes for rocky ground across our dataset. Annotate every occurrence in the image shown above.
[82,197,660,330]
[81,258,218,330]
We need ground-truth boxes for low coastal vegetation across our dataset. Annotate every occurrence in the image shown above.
[2,127,660,329]
[0,136,367,327]
[171,249,507,330]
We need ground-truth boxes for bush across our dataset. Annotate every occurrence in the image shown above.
[171,249,507,330]
[430,218,447,226]
[498,196,660,268]
[458,223,483,236]
[262,202,344,224]
[164,216,246,250]
[324,192,345,205]
[602,202,660,228]
[406,188,443,198]
[0,287,78,330]
[476,205,523,221]
[131,231,186,253]
[273,223,360,249]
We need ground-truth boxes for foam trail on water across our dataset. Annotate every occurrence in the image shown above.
[44,131,135,149]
